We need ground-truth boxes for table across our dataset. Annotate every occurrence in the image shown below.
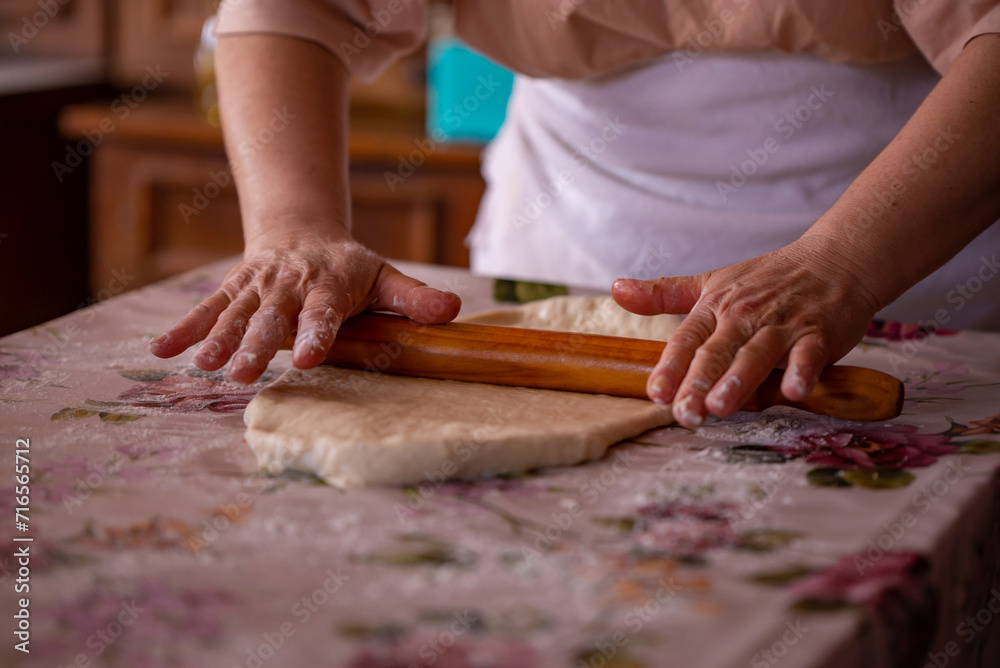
[2,258,999,668]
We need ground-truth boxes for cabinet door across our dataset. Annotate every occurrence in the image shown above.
[112,0,207,89]
[351,166,484,268]
[89,144,485,294]
[90,143,244,292]
[0,0,105,57]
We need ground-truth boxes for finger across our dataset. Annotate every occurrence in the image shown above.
[292,290,345,369]
[372,264,461,324]
[193,291,261,372]
[228,292,300,384]
[781,332,828,401]
[646,309,716,405]
[705,327,790,416]
[670,319,754,427]
[149,291,232,358]
[612,275,706,316]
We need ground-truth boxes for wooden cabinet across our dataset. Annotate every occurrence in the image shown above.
[0,0,106,57]
[59,100,486,294]
[107,0,427,110]
[112,0,207,89]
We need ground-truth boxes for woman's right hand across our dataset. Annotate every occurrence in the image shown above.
[148,229,461,384]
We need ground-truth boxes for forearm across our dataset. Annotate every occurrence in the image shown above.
[216,34,353,246]
[806,33,1000,309]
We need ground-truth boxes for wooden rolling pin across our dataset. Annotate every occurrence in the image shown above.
[283,313,904,422]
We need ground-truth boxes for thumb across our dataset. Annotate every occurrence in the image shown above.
[371,264,462,324]
[612,274,707,316]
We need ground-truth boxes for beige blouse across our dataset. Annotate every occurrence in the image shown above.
[216,0,1000,80]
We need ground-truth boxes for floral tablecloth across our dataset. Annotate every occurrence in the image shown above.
[2,258,999,668]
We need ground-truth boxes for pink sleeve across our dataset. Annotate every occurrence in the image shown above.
[896,0,1000,74]
[215,0,427,82]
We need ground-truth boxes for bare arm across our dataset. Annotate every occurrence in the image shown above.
[150,35,460,382]
[808,33,1000,302]
[615,33,1000,427]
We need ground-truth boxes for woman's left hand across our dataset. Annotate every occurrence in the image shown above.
[612,234,882,427]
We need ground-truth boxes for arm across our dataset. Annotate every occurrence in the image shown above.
[614,33,1000,427]
[150,34,460,383]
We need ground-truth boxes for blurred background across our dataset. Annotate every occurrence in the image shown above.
[0,0,513,337]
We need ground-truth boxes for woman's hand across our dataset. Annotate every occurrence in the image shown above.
[149,230,461,384]
[149,33,469,385]
[612,234,881,427]
[612,34,1000,428]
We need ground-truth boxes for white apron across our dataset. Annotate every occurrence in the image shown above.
[469,51,1000,331]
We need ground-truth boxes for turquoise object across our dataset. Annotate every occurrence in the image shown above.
[427,37,514,143]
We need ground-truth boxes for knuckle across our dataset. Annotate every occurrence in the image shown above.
[254,307,291,332]
[735,343,775,369]
[757,303,794,328]
[671,329,705,351]
[218,317,249,341]
[726,301,759,323]
[218,283,242,302]
[191,301,215,318]
[732,317,757,342]
[691,350,732,381]
[696,338,739,362]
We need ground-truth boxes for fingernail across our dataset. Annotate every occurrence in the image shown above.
[650,375,673,401]
[292,333,324,361]
[197,341,221,361]
[707,376,741,411]
[227,353,258,383]
[231,352,256,369]
[149,334,167,350]
[673,395,704,427]
[785,370,808,400]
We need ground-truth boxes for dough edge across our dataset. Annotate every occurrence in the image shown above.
[243,296,679,487]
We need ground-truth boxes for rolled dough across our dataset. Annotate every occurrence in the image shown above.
[457,295,680,341]
[243,297,678,487]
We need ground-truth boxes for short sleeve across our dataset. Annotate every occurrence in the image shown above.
[215,0,428,82]
[897,0,1000,74]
